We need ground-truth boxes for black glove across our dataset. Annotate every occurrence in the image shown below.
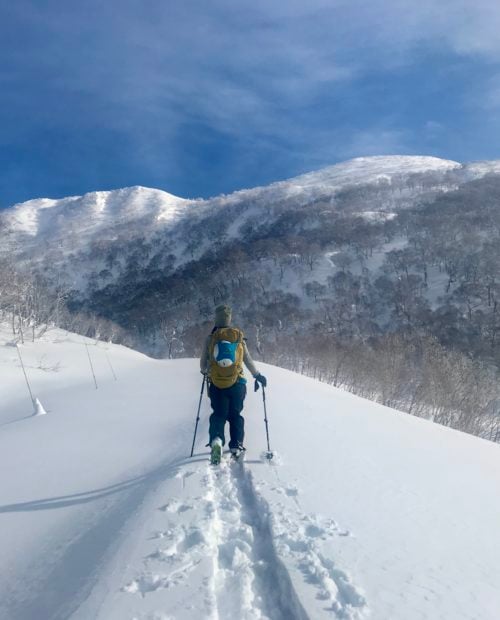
[254,373,267,391]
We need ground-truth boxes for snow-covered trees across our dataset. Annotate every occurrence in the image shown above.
[0,260,69,342]
[3,165,500,442]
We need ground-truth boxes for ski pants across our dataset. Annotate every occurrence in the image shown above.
[208,381,246,449]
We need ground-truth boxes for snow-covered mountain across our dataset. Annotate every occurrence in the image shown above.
[1,324,499,619]
[2,154,500,444]
[0,155,493,262]
[1,153,497,319]
[1,185,196,254]
[231,154,461,198]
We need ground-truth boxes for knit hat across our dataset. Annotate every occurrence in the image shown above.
[215,304,232,327]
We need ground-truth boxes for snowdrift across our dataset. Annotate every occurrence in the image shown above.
[0,327,499,620]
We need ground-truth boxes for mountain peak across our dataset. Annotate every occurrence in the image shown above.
[2,153,500,259]
[283,154,462,188]
[2,185,192,239]
[210,155,463,207]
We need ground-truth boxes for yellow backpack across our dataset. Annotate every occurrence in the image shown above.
[209,327,244,388]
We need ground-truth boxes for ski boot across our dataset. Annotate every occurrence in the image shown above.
[210,437,223,465]
[230,443,246,461]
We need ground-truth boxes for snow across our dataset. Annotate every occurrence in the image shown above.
[279,155,461,189]
[0,156,464,258]
[354,211,397,221]
[33,396,47,416]
[1,324,499,620]
[463,160,500,180]
[1,186,195,262]
[2,155,500,298]
[205,155,462,210]
[2,155,500,272]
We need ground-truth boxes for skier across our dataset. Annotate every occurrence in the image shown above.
[200,304,267,464]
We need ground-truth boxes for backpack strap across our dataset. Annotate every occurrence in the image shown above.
[210,326,244,341]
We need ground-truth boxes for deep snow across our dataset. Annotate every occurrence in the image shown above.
[1,325,499,620]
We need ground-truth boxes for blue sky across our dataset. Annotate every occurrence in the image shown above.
[1,0,500,208]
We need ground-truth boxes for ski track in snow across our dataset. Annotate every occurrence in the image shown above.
[3,336,500,620]
[205,459,308,620]
[121,457,367,620]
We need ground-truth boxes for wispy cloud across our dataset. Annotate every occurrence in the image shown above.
[338,128,414,160]
[1,0,500,205]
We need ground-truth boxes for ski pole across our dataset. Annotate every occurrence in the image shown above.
[261,385,274,460]
[190,375,206,457]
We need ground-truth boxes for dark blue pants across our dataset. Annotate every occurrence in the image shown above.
[208,382,246,448]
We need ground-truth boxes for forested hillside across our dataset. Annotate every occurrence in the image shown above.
[2,156,500,441]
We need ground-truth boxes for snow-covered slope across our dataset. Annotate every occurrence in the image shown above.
[223,155,461,203]
[2,154,500,298]
[462,160,500,180]
[1,326,499,620]
[0,155,485,256]
[1,185,195,255]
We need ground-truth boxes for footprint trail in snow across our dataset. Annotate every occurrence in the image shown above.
[119,457,367,620]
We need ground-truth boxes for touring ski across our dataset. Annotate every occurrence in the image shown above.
[210,441,222,465]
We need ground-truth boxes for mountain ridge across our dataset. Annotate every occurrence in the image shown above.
[1,153,500,444]
[0,154,488,258]
[0,154,489,219]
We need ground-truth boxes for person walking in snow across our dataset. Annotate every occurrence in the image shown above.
[200,304,267,464]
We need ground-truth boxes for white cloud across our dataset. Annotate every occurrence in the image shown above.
[3,0,500,186]
[337,128,414,160]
